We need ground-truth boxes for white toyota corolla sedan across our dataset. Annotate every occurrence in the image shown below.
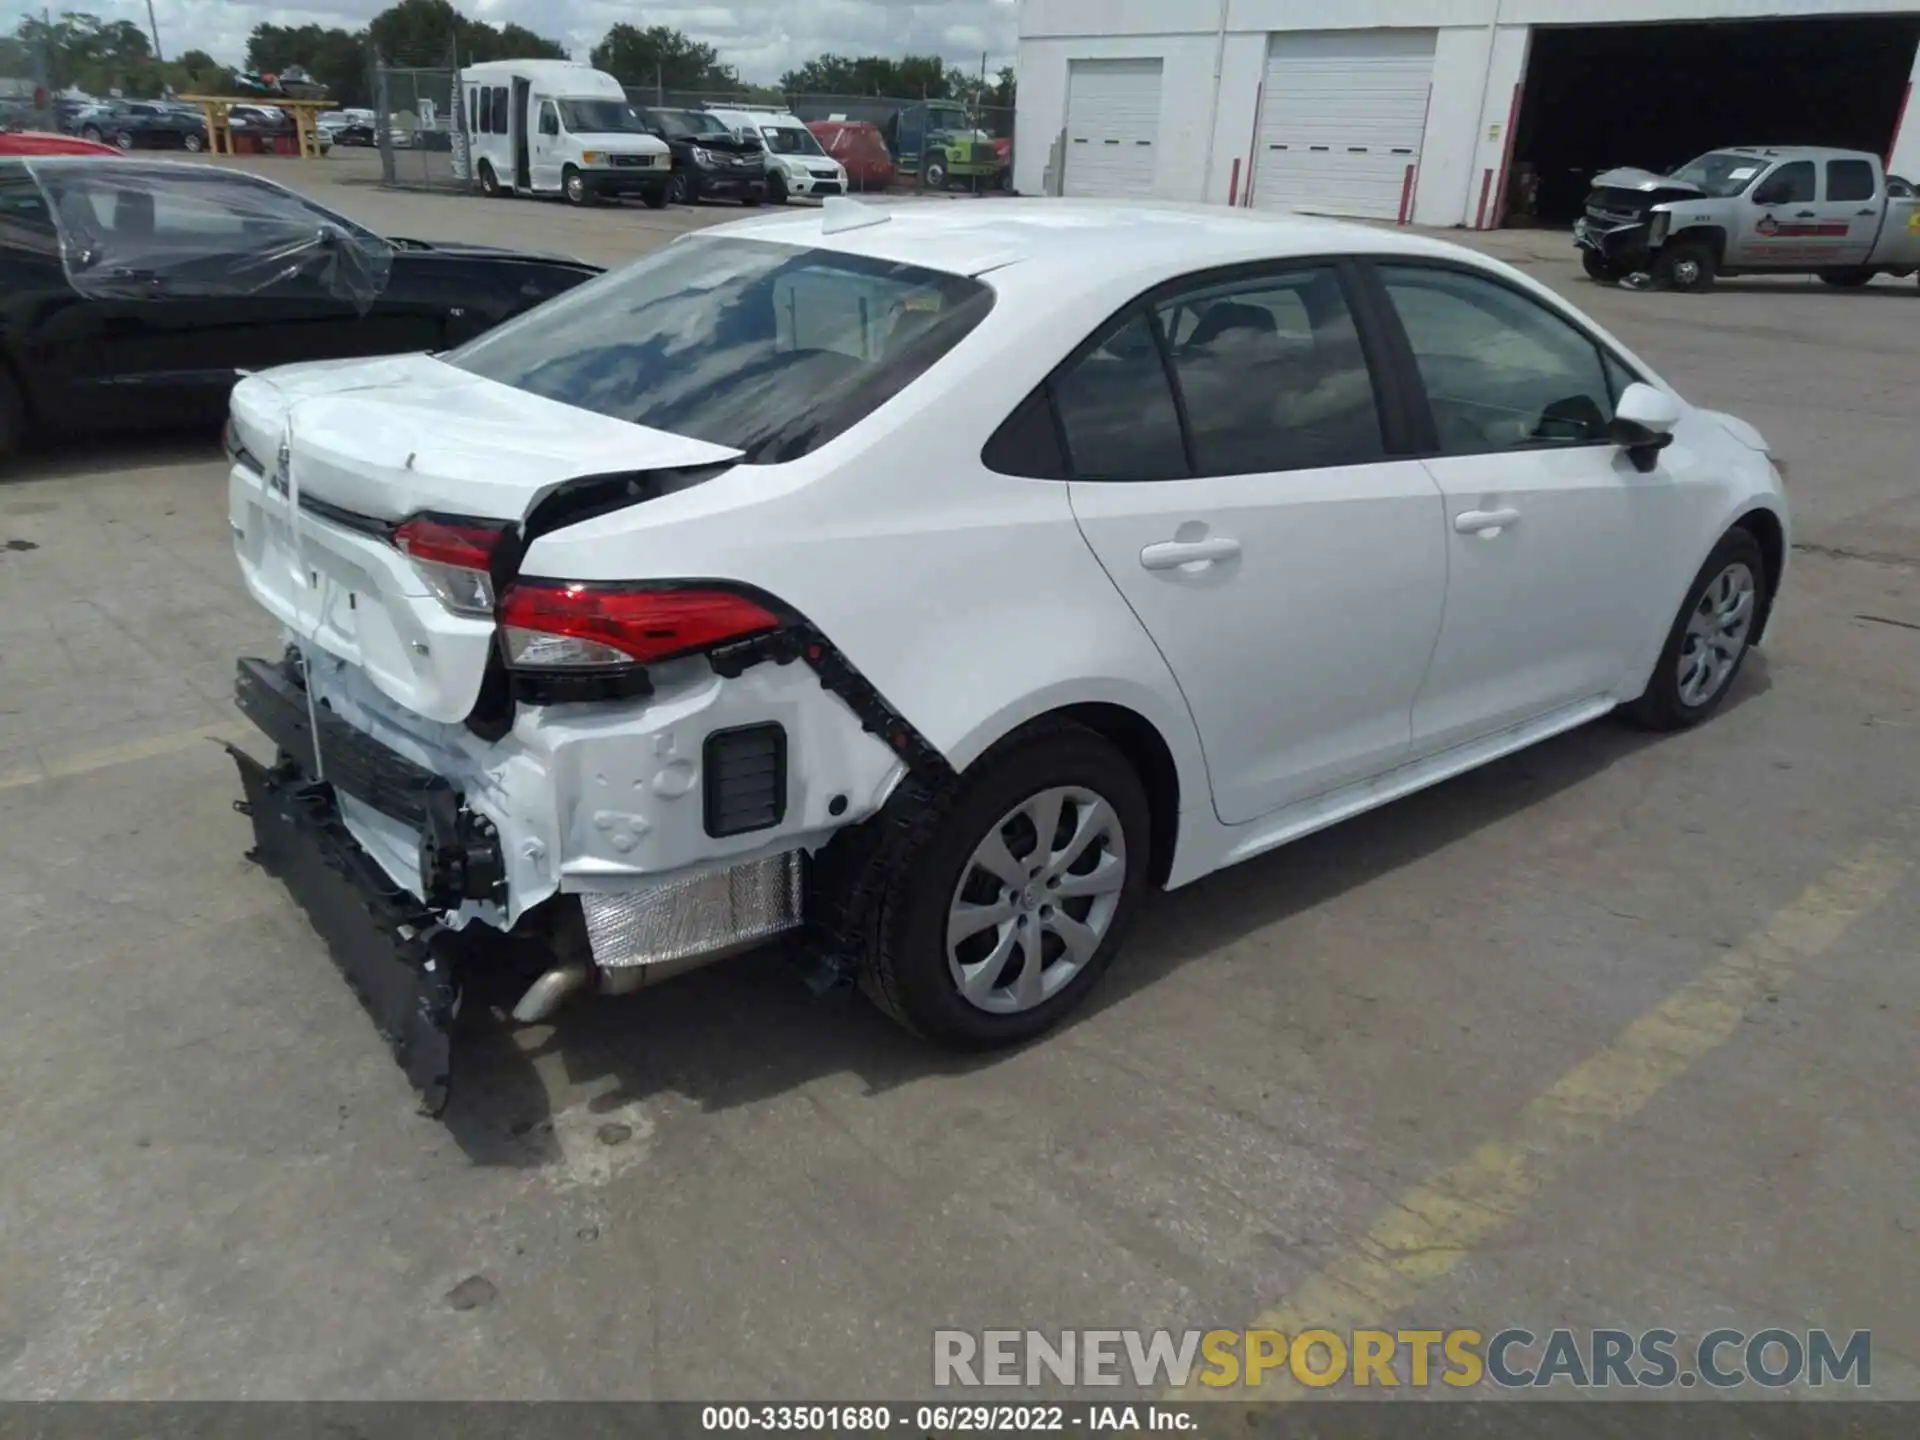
[222,198,1788,1109]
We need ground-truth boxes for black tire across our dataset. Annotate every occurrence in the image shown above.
[1818,268,1874,288]
[767,171,788,205]
[114,130,136,151]
[857,723,1151,1050]
[1618,528,1768,732]
[478,161,503,198]
[924,157,948,190]
[740,189,762,207]
[1580,249,1623,283]
[667,170,690,205]
[0,368,24,467]
[182,132,204,153]
[640,184,668,211]
[80,125,102,143]
[562,167,591,206]
[1654,241,1716,293]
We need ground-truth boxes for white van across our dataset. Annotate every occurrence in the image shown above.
[453,60,671,207]
[698,106,847,203]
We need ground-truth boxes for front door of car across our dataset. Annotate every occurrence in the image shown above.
[1063,264,1450,826]
[1367,262,1683,756]
[531,100,562,192]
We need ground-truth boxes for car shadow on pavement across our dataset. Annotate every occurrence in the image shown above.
[1,432,222,487]
[439,658,1772,1170]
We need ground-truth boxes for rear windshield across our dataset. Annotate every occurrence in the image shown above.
[447,237,993,465]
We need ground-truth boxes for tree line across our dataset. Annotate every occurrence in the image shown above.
[4,2,1016,115]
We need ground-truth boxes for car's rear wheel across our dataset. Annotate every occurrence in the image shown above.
[1618,528,1767,732]
[1818,268,1875,288]
[478,160,503,197]
[858,724,1150,1050]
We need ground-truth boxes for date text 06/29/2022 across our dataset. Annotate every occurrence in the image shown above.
[700,1405,1194,1432]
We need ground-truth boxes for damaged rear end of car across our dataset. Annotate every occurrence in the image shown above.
[223,233,993,1112]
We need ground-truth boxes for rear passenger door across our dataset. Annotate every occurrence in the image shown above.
[1060,262,1449,825]
[1819,157,1883,268]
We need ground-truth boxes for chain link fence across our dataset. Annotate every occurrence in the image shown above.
[371,47,471,192]
[622,90,1016,197]
[368,61,1016,199]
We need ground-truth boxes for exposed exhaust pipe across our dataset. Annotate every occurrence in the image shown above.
[510,961,590,1023]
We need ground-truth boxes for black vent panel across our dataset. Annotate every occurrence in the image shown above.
[703,724,788,837]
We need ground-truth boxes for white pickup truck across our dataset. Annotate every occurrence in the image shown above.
[1574,146,1920,292]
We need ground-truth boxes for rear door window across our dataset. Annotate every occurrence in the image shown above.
[1050,311,1189,481]
[1825,159,1877,203]
[448,237,993,464]
[1153,267,1384,476]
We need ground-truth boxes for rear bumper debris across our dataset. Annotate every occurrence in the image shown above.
[228,742,459,1114]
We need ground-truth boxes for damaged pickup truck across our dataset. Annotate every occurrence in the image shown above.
[1574,146,1920,292]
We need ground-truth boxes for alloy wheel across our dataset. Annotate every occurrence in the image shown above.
[946,786,1127,1015]
[1677,562,1756,707]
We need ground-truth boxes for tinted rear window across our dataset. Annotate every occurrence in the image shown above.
[447,237,993,464]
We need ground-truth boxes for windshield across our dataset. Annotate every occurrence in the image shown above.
[761,124,824,156]
[558,99,649,135]
[1668,151,1766,198]
[677,111,734,137]
[448,237,993,465]
[656,109,733,140]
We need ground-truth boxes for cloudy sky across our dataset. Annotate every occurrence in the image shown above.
[21,0,1020,82]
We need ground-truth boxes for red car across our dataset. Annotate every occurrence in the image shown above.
[807,120,896,192]
[0,130,118,157]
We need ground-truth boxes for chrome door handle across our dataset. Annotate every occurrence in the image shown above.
[1454,507,1520,536]
[1140,536,1241,570]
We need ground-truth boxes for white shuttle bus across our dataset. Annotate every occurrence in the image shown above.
[452,60,672,207]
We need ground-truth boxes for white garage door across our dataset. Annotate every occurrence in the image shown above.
[1251,30,1436,221]
[1063,58,1164,198]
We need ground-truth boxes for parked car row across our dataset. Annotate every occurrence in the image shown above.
[74,99,209,153]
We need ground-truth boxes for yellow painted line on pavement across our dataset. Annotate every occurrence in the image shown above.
[1178,836,1909,1400]
[0,721,251,794]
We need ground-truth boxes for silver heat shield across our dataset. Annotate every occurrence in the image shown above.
[580,851,806,970]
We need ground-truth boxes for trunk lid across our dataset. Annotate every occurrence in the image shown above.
[227,352,740,723]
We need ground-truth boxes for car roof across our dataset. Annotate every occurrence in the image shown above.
[1722,145,1877,161]
[702,197,1486,283]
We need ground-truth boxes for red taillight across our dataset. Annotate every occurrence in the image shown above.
[393,515,504,616]
[394,516,502,571]
[499,583,780,670]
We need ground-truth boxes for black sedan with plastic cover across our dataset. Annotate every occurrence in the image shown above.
[0,158,603,461]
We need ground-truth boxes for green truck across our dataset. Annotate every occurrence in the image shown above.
[885,100,1006,190]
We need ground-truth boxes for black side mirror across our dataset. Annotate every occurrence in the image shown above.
[1605,416,1675,473]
